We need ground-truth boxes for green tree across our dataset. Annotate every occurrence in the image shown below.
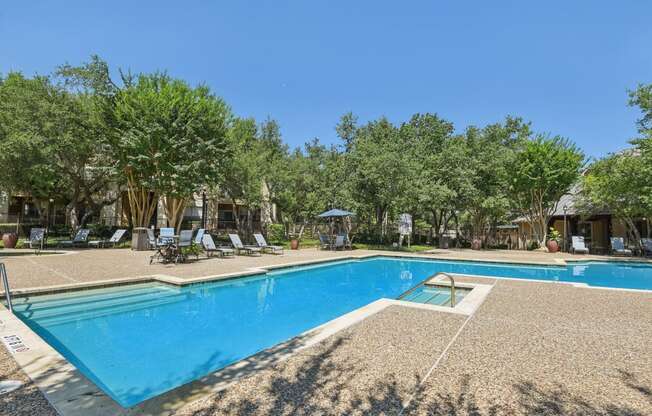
[276,139,341,238]
[464,118,530,244]
[510,135,584,246]
[0,66,119,229]
[582,152,649,244]
[221,118,266,235]
[580,83,652,244]
[347,117,411,241]
[399,113,467,244]
[110,73,231,230]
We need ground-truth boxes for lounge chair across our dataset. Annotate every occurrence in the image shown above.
[333,235,345,250]
[194,228,206,246]
[89,229,127,248]
[318,233,332,250]
[570,236,589,254]
[228,233,262,256]
[641,238,652,257]
[202,234,235,257]
[337,233,353,250]
[23,228,46,251]
[610,237,632,256]
[58,229,90,248]
[253,233,284,254]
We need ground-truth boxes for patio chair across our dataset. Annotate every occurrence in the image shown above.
[89,229,127,248]
[146,228,157,250]
[570,236,589,254]
[228,233,262,256]
[318,233,332,250]
[610,237,632,256]
[159,227,175,245]
[22,228,46,251]
[202,234,235,258]
[176,230,195,263]
[253,233,284,254]
[641,238,652,257]
[337,233,353,250]
[333,235,345,250]
[58,229,90,248]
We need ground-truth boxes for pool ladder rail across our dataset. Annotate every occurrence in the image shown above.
[398,272,456,307]
[1,263,12,313]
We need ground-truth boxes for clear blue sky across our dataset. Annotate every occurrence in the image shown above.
[2,1,651,157]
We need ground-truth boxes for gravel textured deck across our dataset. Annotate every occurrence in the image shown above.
[0,343,57,416]
[404,279,652,416]
[175,306,467,416]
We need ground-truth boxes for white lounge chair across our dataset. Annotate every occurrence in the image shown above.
[89,229,127,248]
[228,234,262,256]
[202,234,234,257]
[253,233,284,254]
[610,237,632,256]
[570,236,589,254]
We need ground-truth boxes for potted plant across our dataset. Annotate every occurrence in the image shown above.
[2,221,19,249]
[546,227,561,253]
[2,232,18,249]
[290,236,300,250]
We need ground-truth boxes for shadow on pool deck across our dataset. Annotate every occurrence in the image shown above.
[175,279,652,416]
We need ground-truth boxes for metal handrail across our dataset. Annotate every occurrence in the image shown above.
[1,263,12,313]
[398,271,457,307]
[436,272,457,307]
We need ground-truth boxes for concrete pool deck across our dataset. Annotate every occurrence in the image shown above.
[1,248,651,415]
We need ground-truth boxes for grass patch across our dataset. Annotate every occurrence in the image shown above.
[353,243,433,253]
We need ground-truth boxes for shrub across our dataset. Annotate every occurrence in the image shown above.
[267,223,285,243]
[527,240,540,251]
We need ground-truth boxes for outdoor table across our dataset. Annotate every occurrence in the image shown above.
[151,235,182,264]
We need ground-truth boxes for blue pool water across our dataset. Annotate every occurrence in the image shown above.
[11,257,652,407]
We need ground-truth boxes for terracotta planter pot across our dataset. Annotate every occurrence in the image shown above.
[471,238,482,250]
[290,239,300,250]
[546,239,559,253]
[2,233,18,249]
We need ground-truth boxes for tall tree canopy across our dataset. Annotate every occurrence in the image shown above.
[110,73,231,230]
[0,63,119,229]
[510,135,584,246]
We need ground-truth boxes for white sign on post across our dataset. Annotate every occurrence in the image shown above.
[398,214,412,235]
[398,213,412,248]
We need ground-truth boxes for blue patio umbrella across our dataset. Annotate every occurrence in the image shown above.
[317,209,355,218]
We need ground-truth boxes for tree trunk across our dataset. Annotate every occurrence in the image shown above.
[126,171,158,228]
[234,205,241,234]
[624,217,642,251]
[163,196,188,233]
[66,202,80,233]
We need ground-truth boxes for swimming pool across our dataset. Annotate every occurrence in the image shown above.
[9,256,652,407]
